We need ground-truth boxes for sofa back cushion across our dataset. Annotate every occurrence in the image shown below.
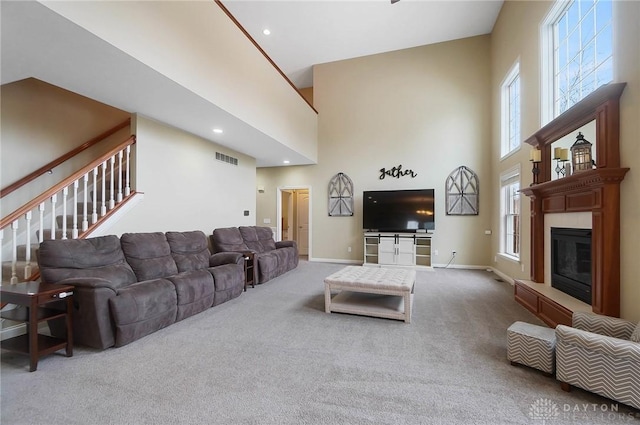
[211,227,249,253]
[166,231,210,273]
[120,232,178,281]
[239,226,276,254]
[38,235,137,287]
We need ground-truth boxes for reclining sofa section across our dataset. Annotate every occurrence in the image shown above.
[211,226,298,284]
[38,231,244,349]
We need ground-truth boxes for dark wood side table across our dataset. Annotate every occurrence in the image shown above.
[1,282,74,371]
[243,252,255,291]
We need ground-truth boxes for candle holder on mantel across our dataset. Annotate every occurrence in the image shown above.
[552,147,570,179]
[529,148,542,186]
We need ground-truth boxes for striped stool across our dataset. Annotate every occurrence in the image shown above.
[507,321,557,375]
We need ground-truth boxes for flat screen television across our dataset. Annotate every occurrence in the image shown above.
[363,189,435,233]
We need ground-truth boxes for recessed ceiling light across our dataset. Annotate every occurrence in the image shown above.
[263,29,271,36]
[213,128,223,134]
[283,160,290,164]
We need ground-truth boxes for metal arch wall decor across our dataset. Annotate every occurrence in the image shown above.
[446,166,479,215]
[328,172,354,216]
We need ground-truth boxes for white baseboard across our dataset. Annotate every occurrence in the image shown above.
[485,267,515,285]
[308,257,361,265]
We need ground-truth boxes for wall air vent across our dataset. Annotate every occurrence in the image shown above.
[215,152,238,166]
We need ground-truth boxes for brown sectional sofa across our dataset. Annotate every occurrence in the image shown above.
[38,230,244,349]
[211,226,298,284]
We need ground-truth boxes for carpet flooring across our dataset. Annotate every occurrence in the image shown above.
[1,261,638,424]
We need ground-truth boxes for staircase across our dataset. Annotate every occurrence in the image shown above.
[1,135,138,285]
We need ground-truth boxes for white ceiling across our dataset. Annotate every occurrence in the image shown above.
[1,0,503,167]
[224,0,504,88]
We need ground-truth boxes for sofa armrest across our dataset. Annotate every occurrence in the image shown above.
[276,240,297,250]
[572,311,636,339]
[55,277,120,294]
[556,325,640,363]
[210,252,244,267]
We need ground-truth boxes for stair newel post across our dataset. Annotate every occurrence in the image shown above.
[0,229,3,283]
[101,161,107,217]
[125,145,131,197]
[50,194,57,240]
[38,203,45,243]
[82,173,89,232]
[71,181,79,239]
[10,220,18,284]
[109,156,115,210]
[117,150,123,203]
[61,186,68,240]
[24,211,32,279]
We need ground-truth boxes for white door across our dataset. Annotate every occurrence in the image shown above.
[396,238,416,265]
[297,191,309,255]
[378,237,396,265]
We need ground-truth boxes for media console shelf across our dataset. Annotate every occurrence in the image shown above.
[363,232,432,269]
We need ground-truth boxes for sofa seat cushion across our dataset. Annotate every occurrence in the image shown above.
[209,263,244,306]
[239,226,276,253]
[109,278,177,347]
[38,235,137,288]
[211,227,249,253]
[121,232,178,281]
[166,270,215,321]
[166,231,211,272]
[255,252,279,284]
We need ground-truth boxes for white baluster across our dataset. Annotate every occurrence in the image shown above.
[117,150,123,203]
[10,220,18,284]
[82,173,89,232]
[101,161,107,216]
[61,187,68,240]
[38,202,45,243]
[92,167,99,223]
[125,145,131,196]
[72,181,79,239]
[50,194,57,240]
[109,155,115,209]
[0,229,3,283]
[24,211,32,279]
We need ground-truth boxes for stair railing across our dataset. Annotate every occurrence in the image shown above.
[0,136,136,284]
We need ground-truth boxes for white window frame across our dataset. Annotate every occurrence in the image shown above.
[540,0,614,125]
[499,165,521,262]
[500,61,521,159]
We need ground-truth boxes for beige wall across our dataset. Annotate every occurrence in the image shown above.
[257,36,493,266]
[42,0,317,163]
[106,115,257,236]
[0,78,130,215]
[491,1,640,321]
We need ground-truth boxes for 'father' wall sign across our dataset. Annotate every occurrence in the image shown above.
[379,165,417,180]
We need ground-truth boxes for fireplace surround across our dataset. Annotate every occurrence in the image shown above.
[517,83,629,325]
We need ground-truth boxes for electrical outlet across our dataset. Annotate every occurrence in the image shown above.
[347,246,352,252]
[452,250,457,256]
[434,249,439,256]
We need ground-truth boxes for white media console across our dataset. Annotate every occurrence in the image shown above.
[363,232,432,269]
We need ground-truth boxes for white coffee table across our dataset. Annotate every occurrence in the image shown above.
[324,266,415,323]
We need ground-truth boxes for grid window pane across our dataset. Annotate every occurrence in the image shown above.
[552,0,612,117]
[502,180,520,258]
[501,67,520,157]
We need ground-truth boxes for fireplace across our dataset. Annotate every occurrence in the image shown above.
[550,227,592,304]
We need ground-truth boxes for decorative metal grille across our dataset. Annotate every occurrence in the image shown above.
[328,172,354,216]
[446,166,479,215]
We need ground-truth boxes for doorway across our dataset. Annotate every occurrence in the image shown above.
[277,186,311,259]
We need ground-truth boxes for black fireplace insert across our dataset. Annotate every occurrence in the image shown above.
[550,227,592,304]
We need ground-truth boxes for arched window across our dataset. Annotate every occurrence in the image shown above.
[446,166,479,215]
[328,172,354,216]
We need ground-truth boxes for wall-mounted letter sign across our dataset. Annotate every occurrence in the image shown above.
[379,165,417,180]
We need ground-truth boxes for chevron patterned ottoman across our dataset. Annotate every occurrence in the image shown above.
[507,321,556,375]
